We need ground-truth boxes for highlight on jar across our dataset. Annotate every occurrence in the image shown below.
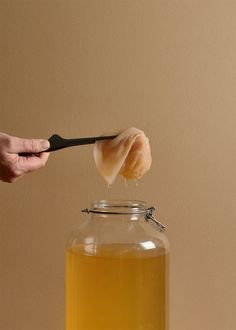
[66,200,169,330]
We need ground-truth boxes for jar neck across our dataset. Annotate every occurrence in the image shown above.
[81,200,166,231]
[91,200,147,216]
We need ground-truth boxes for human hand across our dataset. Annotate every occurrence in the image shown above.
[0,132,50,183]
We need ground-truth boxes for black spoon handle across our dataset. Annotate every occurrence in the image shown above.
[47,134,118,151]
[19,134,117,157]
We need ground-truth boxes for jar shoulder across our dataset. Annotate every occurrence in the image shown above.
[67,220,169,256]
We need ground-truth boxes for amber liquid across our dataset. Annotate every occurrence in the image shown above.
[66,244,168,330]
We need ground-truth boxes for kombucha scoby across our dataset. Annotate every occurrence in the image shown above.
[94,127,152,185]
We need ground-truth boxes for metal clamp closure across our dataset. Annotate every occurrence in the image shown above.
[145,207,166,232]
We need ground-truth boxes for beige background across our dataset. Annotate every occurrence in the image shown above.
[0,1,236,329]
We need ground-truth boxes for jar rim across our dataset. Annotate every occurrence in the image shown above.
[90,200,147,215]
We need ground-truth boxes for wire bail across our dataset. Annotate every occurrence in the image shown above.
[81,205,166,232]
[145,207,166,232]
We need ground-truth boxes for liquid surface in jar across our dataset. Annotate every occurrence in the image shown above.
[94,127,152,185]
[66,244,168,330]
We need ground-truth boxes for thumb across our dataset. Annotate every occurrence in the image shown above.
[10,137,50,153]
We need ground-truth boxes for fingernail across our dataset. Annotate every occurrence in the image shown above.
[40,140,50,150]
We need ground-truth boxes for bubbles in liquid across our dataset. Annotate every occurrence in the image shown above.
[124,178,128,188]
[135,179,139,187]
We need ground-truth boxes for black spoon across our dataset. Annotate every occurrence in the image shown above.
[19,133,118,157]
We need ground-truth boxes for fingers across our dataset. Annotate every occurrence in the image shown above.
[19,152,50,173]
[0,132,50,182]
[1,153,50,183]
[3,134,50,154]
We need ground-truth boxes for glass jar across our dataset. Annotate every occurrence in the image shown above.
[66,200,169,330]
